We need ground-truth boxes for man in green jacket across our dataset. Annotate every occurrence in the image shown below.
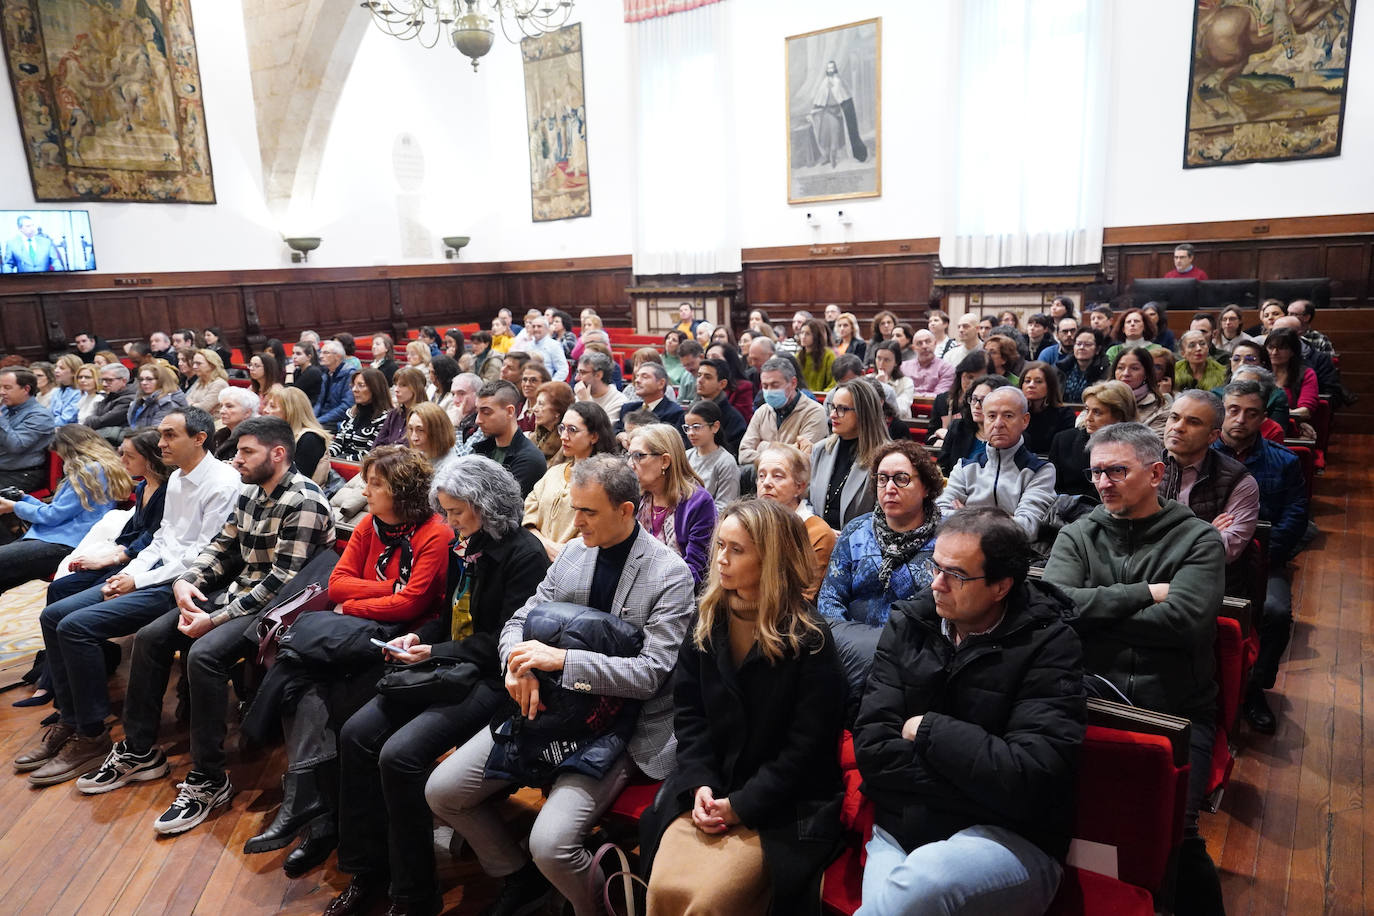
[1043,420,1225,916]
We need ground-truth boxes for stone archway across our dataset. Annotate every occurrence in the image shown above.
[241,0,369,225]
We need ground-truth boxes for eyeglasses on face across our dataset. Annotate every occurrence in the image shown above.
[827,403,855,416]
[875,472,914,489]
[919,557,987,587]
[682,422,710,433]
[626,451,663,464]
[557,423,583,435]
[967,394,986,407]
[1084,464,1131,483]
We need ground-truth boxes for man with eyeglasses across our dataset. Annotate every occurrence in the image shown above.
[1213,379,1308,736]
[1037,317,1079,366]
[854,507,1084,916]
[573,351,626,424]
[1043,420,1226,911]
[936,387,1055,538]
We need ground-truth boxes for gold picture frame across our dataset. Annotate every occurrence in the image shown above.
[785,17,881,204]
[0,0,215,203]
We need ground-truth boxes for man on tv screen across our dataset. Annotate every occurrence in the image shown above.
[4,215,66,273]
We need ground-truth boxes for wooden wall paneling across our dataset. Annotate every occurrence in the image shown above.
[0,296,44,354]
[1322,243,1368,304]
[745,267,790,305]
[809,265,854,306]
[1215,248,1259,281]
[881,261,933,310]
[1256,245,1323,281]
[273,286,324,337]
[852,263,880,305]
[400,277,466,324]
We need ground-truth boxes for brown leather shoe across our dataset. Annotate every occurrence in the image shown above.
[29,730,113,786]
[323,875,382,916]
[13,722,75,772]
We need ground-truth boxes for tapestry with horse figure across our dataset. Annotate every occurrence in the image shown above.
[0,0,214,202]
[1185,0,1357,168]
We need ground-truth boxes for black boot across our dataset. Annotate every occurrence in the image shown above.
[283,820,338,878]
[243,770,329,854]
[1175,836,1226,916]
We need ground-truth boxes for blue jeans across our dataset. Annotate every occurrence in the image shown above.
[40,577,175,734]
[858,824,1063,916]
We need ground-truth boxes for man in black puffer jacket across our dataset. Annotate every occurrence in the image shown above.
[855,508,1085,915]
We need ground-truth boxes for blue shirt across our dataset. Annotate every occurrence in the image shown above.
[13,463,116,548]
[0,397,55,470]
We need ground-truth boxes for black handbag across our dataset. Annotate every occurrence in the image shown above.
[375,657,483,704]
[276,610,403,670]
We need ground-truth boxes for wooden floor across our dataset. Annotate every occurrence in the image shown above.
[0,434,1369,915]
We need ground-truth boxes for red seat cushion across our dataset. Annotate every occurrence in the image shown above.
[821,846,864,915]
[1047,866,1154,916]
[606,780,661,824]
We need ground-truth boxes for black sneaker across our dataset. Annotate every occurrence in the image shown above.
[152,770,234,835]
[480,861,551,916]
[76,740,169,794]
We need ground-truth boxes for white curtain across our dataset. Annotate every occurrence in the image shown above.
[630,1,740,276]
[940,0,1111,268]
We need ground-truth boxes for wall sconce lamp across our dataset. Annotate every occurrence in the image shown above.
[838,209,853,227]
[285,237,321,263]
[443,236,471,259]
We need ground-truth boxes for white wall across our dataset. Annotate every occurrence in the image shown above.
[0,0,280,273]
[1103,1,1374,226]
[1,0,1368,276]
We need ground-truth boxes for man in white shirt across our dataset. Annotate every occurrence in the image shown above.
[941,313,984,366]
[574,350,626,423]
[16,407,244,786]
[523,315,569,382]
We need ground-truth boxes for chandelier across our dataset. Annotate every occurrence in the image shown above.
[359,0,576,70]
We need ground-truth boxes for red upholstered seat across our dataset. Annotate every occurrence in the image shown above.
[605,779,661,825]
[28,450,62,502]
[1048,866,1154,915]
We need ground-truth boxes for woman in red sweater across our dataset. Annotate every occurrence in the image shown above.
[244,445,451,876]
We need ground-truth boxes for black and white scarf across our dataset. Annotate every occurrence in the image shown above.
[873,502,941,590]
[374,517,420,593]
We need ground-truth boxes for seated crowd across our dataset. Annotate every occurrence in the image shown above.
[0,294,1333,916]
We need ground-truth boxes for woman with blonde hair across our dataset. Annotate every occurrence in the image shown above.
[261,386,332,485]
[404,339,432,378]
[641,498,844,916]
[808,378,889,531]
[73,363,104,424]
[126,363,187,430]
[757,443,834,600]
[185,349,228,414]
[1049,379,1137,499]
[49,354,85,425]
[627,422,717,588]
[405,402,456,462]
[832,311,866,362]
[0,425,133,591]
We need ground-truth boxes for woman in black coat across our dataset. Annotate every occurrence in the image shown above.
[640,499,845,916]
[327,455,551,916]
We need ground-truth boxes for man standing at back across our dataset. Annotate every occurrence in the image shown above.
[1213,379,1308,735]
[77,417,335,836]
[1043,420,1225,913]
[1165,243,1210,280]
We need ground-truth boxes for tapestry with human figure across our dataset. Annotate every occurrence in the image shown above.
[1185,0,1357,168]
[522,22,590,222]
[0,0,214,202]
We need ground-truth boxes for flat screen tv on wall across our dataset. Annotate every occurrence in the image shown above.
[0,209,95,274]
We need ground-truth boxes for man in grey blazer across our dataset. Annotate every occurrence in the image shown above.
[426,454,695,916]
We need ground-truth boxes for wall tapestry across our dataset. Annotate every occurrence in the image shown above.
[522,22,590,222]
[786,17,881,204]
[1184,0,1357,168]
[0,0,214,203]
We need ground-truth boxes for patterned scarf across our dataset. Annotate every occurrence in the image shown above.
[373,517,420,593]
[873,502,942,590]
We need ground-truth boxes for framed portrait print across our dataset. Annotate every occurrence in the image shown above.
[786,17,881,204]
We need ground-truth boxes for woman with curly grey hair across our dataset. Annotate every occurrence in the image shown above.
[328,455,552,916]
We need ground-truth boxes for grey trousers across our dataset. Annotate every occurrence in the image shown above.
[425,726,631,916]
[282,683,337,773]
